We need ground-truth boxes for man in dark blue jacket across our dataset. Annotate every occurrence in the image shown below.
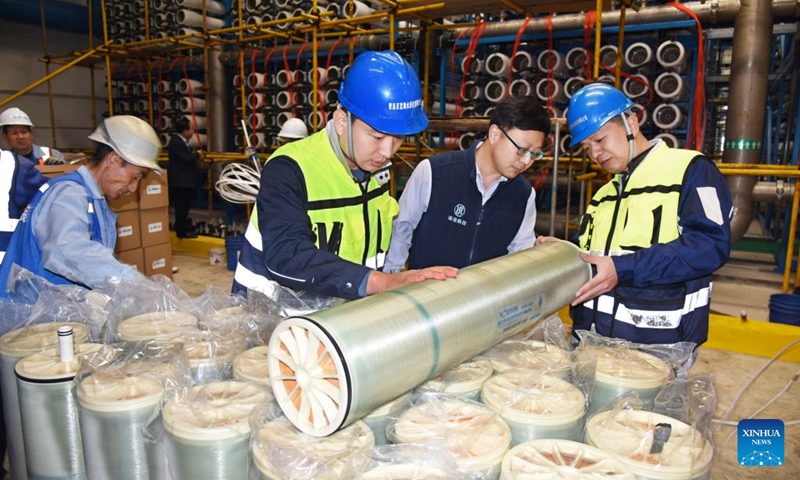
[168,117,202,238]
[0,149,46,263]
[385,96,550,271]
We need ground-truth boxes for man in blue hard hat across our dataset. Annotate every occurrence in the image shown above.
[537,83,732,348]
[233,51,457,300]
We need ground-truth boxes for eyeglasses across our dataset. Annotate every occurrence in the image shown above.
[498,127,546,161]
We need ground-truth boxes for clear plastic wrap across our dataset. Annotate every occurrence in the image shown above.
[355,444,466,479]
[170,329,248,384]
[246,284,345,318]
[416,356,494,402]
[74,340,193,480]
[500,439,636,479]
[386,393,512,480]
[575,331,694,415]
[161,380,273,480]
[362,394,410,446]
[250,402,375,480]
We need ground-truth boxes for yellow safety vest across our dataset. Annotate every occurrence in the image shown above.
[247,129,397,268]
[579,143,699,255]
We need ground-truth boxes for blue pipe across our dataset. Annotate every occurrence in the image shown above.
[0,0,102,36]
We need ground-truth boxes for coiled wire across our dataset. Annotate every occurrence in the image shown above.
[215,162,261,204]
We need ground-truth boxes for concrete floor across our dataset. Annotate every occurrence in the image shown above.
[171,251,800,478]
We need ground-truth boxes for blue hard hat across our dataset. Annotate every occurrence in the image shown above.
[567,83,634,148]
[338,51,428,136]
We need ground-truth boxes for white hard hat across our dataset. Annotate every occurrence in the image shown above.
[88,115,163,174]
[0,108,34,127]
[278,118,309,139]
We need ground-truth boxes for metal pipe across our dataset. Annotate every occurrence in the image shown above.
[209,47,229,152]
[783,181,800,293]
[723,0,774,243]
[752,181,790,204]
[214,35,389,65]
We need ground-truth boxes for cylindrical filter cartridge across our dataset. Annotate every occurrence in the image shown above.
[78,374,165,480]
[537,50,568,78]
[485,52,511,77]
[176,0,226,16]
[117,312,198,342]
[134,99,148,113]
[577,346,671,415]
[657,40,689,73]
[623,74,650,100]
[248,113,267,130]
[461,56,484,75]
[417,357,493,402]
[189,133,207,149]
[275,69,295,88]
[268,242,590,437]
[631,104,649,129]
[252,417,375,479]
[392,398,511,479]
[135,82,147,96]
[172,331,247,384]
[484,80,508,102]
[625,41,654,69]
[157,97,172,112]
[654,72,688,101]
[509,79,532,98]
[654,132,683,149]
[585,409,713,480]
[276,111,295,128]
[652,103,686,131]
[163,381,271,480]
[186,114,207,130]
[564,76,586,99]
[16,343,107,480]
[326,65,342,84]
[480,338,572,377]
[464,80,484,100]
[536,78,566,104]
[249,132,268,149]
[180,96,207,113]
[565,47,588,72]
[431,101,456,116]
[247,93,269,109]
[232,346,269,384]
[159,133,171,146]
[560,134,573,154]
[501,439,636,479]
[156,116,172,132]
[344,0,375,18]
[247,72,269,89]
[245,15,263,26]
[482,370,585,446]
[0,322,89,480]
[177,78,203,95]
[599,45,619,69]
[156,80,172,94]
[275,90,297,109]
[177,9,225,29]
[306,110,325,129]
[511,51,534,73]
[458,133,476,151]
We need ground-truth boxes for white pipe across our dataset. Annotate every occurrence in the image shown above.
[461,56,484,75]
[654,132,683,149]
[536,78,566,103]
[314,67,327,86]
[509,79,532,98]
[564,76,586,99]
[177,9,225,29]
[233,74,243,88]
[275,0,292,8]
[485,52,510,77]
[306,110,325,129]
[179,27,203,44]
[327,3,341,18]
[159,133,171,146]
[345,0,375,18]
[156,80,172,94]
[176,0,226,16]
[249,132,267,149]
[157,98,172,112]
[154,13,169,28]
[187,115,207,130]
[178,78,203,95]
[511,51,534,73]
[275,91,297,109]
[180,97,206,113]
[326,65,342,84]
[246,15,262,25]
[458,133,476,150]
[157,116,173,130]
[482,105,495,117]
[276,111,295,128]
[247,93,269,109]
[654,71,688,101]
[537,49,568,78]
[431,101,457,116]
[622,74,650,99]
[248,113,267,130]
[134,99,148,112]
[599,45,619,69]
[631,104,649,128]
[656,40,689,73]
[275,69,294,88]
[154,31,170,39]
[625,42,654,69]
[484,80,507,103]
[325,89,339,105]
[189,133,207,148]
[244,0,262,13]
[464,81,483,100]
[565,47,588,71]
[234,134,244,148]
[135,82,147,96]
[652,103,686,130]
[274,10,290,29]
[560,134,572,154]
[247,72,269,89]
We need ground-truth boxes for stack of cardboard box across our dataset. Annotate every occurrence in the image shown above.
[111,171,173,278]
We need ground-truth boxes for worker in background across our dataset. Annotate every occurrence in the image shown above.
[168,117,202,239]
[385,96,550,272]
[276,117,309,144]
[233,51,457,300]
[0,107,65,164]
[537,83,732,348]
[0,149,47,263]
[0,115,163,297]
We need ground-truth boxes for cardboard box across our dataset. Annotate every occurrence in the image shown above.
[108,192,139,212]
[36,164,81,178]
[144,243,172,278]
[139,170,169,209]
[115,247,144,273]
[114,210,141,253]
[140,207,170,248]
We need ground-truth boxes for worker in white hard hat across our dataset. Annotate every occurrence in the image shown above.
[276,117,309,144]
[0,115,163,298]
[0,107,65,165]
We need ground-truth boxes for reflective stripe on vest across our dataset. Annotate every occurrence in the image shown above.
[579,142,698,253]
[38,146,51,164]
[582,284,711,329]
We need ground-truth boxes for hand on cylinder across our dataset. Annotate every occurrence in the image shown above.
[571,253,618,306]
[534,236,561,246]
[367,266,458,295]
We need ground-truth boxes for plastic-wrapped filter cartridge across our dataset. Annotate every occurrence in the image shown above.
[625,42,654,69]
[485,52,511,77]
[482,370,585,445]
[268,242,590,437]
[501,439,636,479]
[652,103,686,131]
[481,338,572,377]
[172,330,247,384]
[233,346,269,384]
[117,311,198,342]
[0,322,89,480]
[537,49,568,77]
[585,409,713,480]
[657,40,689,73]
[654,72,688,101]
[417,357,493,402]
